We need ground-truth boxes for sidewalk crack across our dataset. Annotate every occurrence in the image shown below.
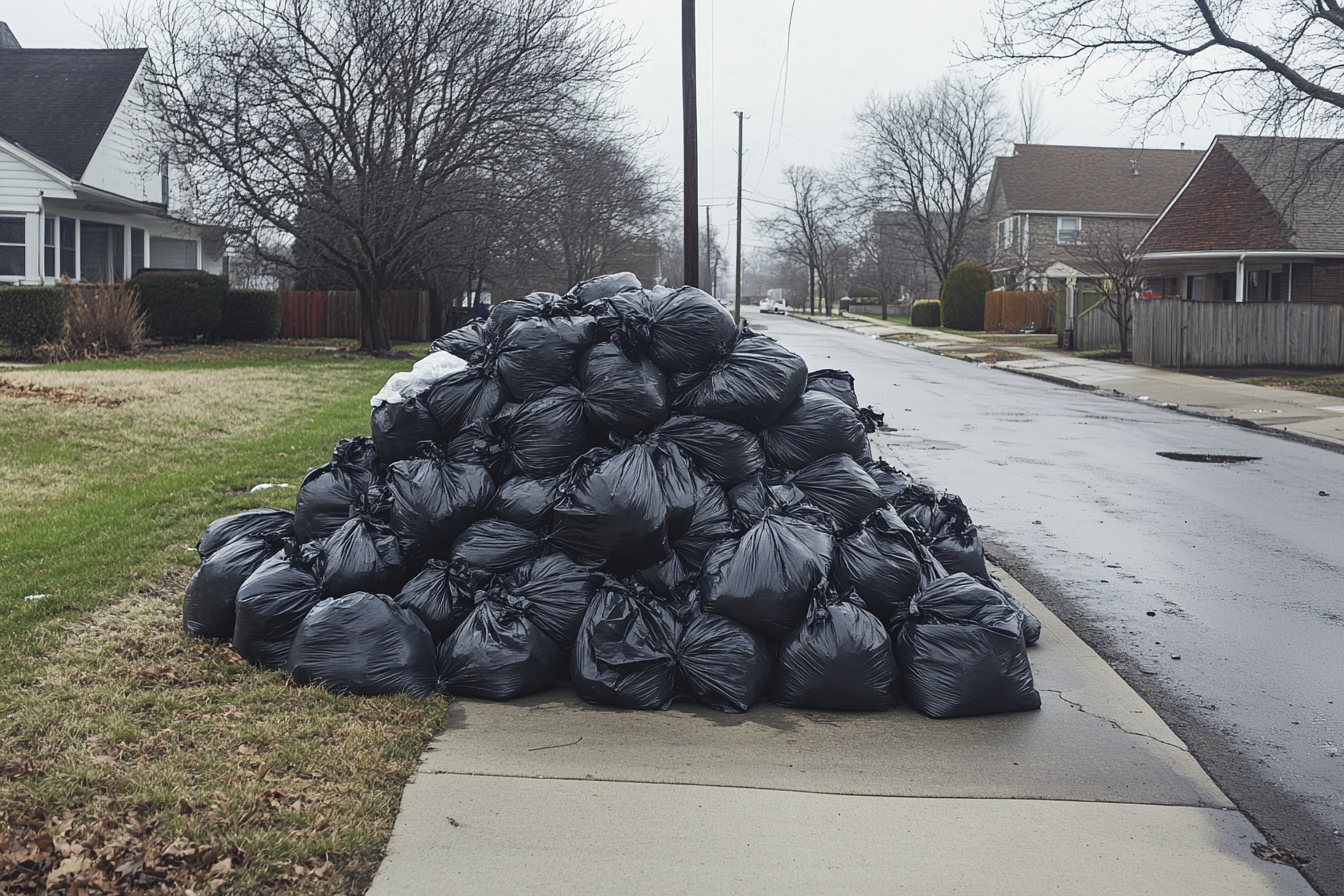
[1041,689,1190,752]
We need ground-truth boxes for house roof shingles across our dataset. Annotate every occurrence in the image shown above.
[1217,136,1344,250]
[0,47,146,179]
[993,144,1204,216]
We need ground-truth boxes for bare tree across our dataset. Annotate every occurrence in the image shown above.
[129,0,627,352]
[852,76,1010,290]
[760,166,849,315]
[1016,78,1057,144]
[1068,223,1146,355]
[974,0,1344,136]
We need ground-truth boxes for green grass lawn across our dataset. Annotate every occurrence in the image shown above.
[0,342,447,895]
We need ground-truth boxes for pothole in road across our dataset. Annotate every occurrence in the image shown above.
[1157,452,1262,464]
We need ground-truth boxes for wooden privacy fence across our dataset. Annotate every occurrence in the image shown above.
[1134,298,1344,368]
[280,289,435,341]
[1073,303,1128,352]
[984,291,1055,332]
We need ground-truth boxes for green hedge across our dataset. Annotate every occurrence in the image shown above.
[910,299,941,328]
[130,270,228,340]
[938,262,994,331]
[218,288,282,341]
[0,286,65,347]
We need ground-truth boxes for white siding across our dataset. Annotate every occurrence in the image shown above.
[0,146,66,213]
[80,64,161,204]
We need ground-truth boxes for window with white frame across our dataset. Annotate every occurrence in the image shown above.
[1056,216,1081,245]
[0,216,24,277]
[996,216,1018,250]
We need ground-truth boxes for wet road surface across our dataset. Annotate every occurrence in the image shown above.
[758,312,1344,894]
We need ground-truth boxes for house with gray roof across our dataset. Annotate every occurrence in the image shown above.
[985,143,1202,291]
[0,23,222,285]
[1139,136,1344,304]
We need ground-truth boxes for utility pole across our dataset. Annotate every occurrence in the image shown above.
[734,110,744,326]
[682,0,698,288]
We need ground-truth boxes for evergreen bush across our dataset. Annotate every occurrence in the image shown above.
[218,288,283,341]
[130,270,228,340]
[938,262,994,331]
[910,300,941,328]
[0,286,65,351]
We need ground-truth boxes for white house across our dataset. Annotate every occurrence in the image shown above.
[0,22,224,286]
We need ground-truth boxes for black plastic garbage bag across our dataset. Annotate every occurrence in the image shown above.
[233,543,325,670]
[287,592,437,698]
[497,385,601,477]
[570,579,679,710]
[858,406,885,433]
[698,506,833,638]
[386,446,496,561]
[197,508,295,561]
[636,551,697,600]
[437,596,561,700]
[422,364,512,440]
[864,459,918,506]
[490,474,564,530]
[652,415,765,486]
[550,446,670,574]
[450,518,548,572]
[496,313,598,401]
[927,492,990,581]
[726,474,806,520]
[805,368,858,408]
[773,589,898,711]
[485,291,569,339]
[500,553,601,649]
[566,271,642,306]
[644,287,740,374]
[675,602,772,713]
[317,514,405,598]
[787,453,886,534]
[293,437,381,544]
[184,533,283,640]
[893,482,939,534]
[371,395,445,464]
[980,574,1042,646]
[760,391,869,470]
[431,318,491,362]
[894,573,1041,719]
[833,507,926,627]
[669,335,807,430]
[444,417,517,484]
[645,438,702,537]
[669,479,734,567]
[576,342,670,436]
[394,559,487,643]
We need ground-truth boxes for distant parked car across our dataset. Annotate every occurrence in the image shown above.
[758,299,787,314]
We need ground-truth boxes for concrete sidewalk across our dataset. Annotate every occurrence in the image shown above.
[803,313,1344,452]
[366,565,1315,896]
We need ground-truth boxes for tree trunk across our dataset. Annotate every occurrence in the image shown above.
[359,282,392,353]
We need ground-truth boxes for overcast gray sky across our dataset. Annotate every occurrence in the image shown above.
[6,0,1243,260]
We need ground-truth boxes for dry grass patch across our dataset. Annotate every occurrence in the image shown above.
[1,577,449,895]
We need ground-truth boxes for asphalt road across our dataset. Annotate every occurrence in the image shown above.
[757,311,1344,895]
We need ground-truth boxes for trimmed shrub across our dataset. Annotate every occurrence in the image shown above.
[850,286,881,299]
[218,288,282,341]
[0,286,65,351]
[938,262,994,331]
[910,300,941,328]
[58,282,147,359]
[131,270,228,340]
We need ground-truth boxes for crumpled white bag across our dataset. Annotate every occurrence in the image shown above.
[371,351,467,407]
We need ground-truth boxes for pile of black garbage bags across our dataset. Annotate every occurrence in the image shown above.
[182,274,1041,719]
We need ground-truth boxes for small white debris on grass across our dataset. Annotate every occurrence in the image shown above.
[249,483,292,493]
[23,594,47,601]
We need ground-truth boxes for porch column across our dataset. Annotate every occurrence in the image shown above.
[1235,256,1246,302]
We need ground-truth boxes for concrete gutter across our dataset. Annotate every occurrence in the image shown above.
[367,563,1314,896]
[798,313,1344,453]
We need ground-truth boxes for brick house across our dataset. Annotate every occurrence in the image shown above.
[985,144,1202,292]
[1138,136,1344,303]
